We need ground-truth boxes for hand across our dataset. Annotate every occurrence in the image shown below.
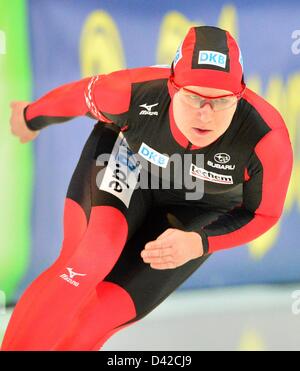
[10,101,40,143]
[141,228,204,270]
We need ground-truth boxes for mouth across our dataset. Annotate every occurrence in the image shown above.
[192,127,212,136]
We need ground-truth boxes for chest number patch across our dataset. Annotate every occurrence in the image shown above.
[98,133,141,207]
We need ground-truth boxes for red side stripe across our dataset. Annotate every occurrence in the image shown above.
[242,88,286,130]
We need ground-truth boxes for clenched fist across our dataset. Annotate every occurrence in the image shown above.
[10,101,40,143]
[141,228,204,270]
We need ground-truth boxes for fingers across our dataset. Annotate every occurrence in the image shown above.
[144,238,172,250]
[141,230,182,270]
[141,246,173,260]
[9,101,39,142]
[142,249,177,269]
[141,243,176,270]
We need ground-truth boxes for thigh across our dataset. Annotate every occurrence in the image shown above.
[104,204,223,324]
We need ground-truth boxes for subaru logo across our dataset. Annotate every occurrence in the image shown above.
[214,153,231,164]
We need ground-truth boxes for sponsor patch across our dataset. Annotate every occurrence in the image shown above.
[139,103,159,116]
[207,161,235,171]
[99,133,141,208]
[138,143,169,168]
[198,50,227,69]
[190,163,233,185]
[59,268,87,287]
[214,153,231,164]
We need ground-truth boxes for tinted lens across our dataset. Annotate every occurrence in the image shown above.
[180,90,237,111]
[180,92,205,107]
[212,96,237,111]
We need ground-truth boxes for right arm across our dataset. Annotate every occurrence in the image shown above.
[10,69,132,143]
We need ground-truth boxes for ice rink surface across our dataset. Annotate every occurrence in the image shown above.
[1,284,299,351]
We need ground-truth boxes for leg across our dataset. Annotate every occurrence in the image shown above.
[51,281,138,350]
[1,123,152,350]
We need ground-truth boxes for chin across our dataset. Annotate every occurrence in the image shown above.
[189,134,214,147]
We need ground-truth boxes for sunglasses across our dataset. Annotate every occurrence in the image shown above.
[170,76,246,112]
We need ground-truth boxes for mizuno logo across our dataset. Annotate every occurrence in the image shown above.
[139,103,159,116]
[59,267,87,287]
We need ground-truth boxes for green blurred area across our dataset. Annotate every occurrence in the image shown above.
[0,0,33,301]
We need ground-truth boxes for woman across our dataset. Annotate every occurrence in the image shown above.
[2,25,293,350]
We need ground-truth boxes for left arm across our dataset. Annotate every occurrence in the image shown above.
[141,128,293,268]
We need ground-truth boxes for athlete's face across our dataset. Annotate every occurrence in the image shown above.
[173,85,238,148]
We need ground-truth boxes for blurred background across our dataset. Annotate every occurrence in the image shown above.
[0,0,299,351]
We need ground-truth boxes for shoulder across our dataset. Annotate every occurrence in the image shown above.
[237,88,293,171]
[91,65,170,101]
[242,87,287,131]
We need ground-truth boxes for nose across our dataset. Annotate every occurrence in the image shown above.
[197,102,214,121]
